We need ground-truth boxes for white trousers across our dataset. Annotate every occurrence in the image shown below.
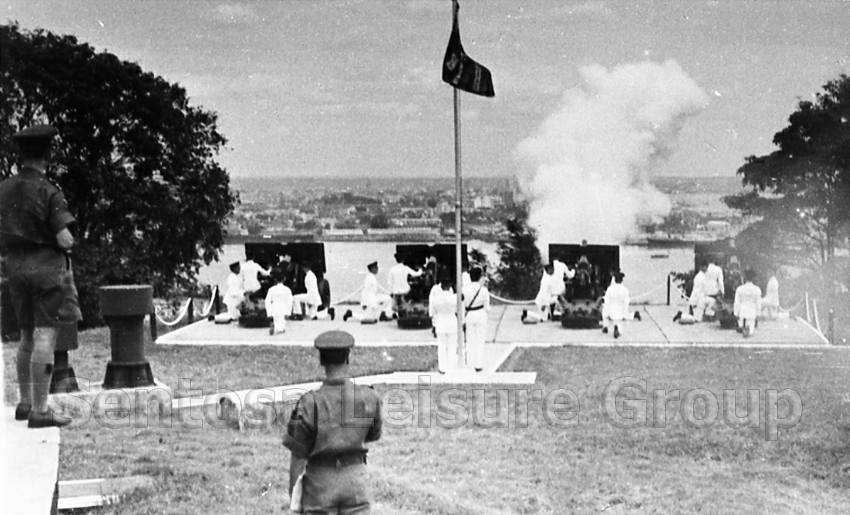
[465,311,487,369]
[270,316,286,333]
[738,316,757,335]
[690,296,715,320]
[354,294,393,320]
[436,332,459,372]
[292,293,318,318]
[224,297,242,320]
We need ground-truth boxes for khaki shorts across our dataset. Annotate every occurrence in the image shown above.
[301,463,370,514]
[2,248,82,330]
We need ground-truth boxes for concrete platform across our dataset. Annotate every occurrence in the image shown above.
[157,304,830,348]
[1,409,60,515]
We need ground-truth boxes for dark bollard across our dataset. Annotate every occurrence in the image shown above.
[100,285,156,388]
[187,298,195,324]
[50,322,80,393]
[213,285,221,315]
[666,275,671,306]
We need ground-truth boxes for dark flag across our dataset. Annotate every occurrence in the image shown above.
[442,1,494,97]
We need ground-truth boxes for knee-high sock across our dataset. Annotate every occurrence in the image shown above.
[16,335,33,405]
[31,327,57,413]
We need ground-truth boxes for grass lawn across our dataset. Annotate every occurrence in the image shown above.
[4,331,850,513]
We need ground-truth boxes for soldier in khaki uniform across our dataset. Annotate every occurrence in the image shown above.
[284,331,382,514]
[0,124,82,427]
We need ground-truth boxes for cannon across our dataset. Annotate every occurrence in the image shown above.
[394,243,468,329]
[238,242,326,327]
[549,243,620,329]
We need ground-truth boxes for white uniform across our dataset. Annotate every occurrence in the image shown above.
[388,263,421,295]
[264,283,293,333]
[689,271,715,319]
[762,276,779,318]
[703,263,725,298]
[528,272,559,322]
[351,273,393,321]
[241,260,270,293]
[223,272,245,320]
[429,286,458,372]
[551,260,573,296]
[293,270,321,318]
[734,281,762,335]
[602,282,630,332]
[462,281,489,370]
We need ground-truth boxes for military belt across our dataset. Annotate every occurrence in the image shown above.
[308,452,367,468]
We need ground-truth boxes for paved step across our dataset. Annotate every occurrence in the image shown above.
[2,409,61,515]
[158,304,830,348]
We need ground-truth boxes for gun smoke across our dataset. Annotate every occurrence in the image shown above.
[516,60,709,253]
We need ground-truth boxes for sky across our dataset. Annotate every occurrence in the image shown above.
[4,0,849,179]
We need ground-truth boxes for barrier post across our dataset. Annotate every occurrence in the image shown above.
[149,312,158,342]
[187,298,195,324]
[666,275,671,306]
[828,309,835,345]
[213,286,221,315]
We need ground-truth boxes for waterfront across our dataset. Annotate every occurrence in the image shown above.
[198,242,694,305]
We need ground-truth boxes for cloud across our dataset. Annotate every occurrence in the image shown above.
[213,3,260,24]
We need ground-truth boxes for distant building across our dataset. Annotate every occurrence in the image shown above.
[706,220,731,233]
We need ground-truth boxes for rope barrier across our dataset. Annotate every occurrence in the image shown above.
[331,285,364,306]
[155,298,192,327]
[489,292,535,305]
[490,277,674,306]
[630,281,669,301]
[197,286,218,318]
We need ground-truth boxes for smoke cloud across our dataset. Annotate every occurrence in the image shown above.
[516,60,708,254]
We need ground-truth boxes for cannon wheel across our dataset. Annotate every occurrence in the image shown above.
[398,315,432,329]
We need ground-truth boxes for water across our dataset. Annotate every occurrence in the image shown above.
[199,242,694,304]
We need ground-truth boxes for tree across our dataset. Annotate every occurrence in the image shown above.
[368,212,390,229]
[724,74,850,266]
[723,74,849,343]
[0,24,238,325]
[491,208,543,300]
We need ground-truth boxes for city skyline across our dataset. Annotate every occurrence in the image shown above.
[5,0,849,179]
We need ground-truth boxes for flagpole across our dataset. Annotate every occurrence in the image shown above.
[453,86,467,368]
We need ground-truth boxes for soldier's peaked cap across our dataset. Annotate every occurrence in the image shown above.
[314,330,355,350]
[13,124,59,141]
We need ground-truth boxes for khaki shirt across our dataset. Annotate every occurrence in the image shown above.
[0,167,75,251]
[284,378,382,459]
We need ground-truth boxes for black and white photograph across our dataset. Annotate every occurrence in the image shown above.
[1,1,849,513]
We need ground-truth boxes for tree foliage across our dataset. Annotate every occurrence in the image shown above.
[723,74,849,342]
[491,208,543,299]
[0,24,238,325]
[724,74,850,266]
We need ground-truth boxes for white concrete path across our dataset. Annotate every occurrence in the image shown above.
[1,409,60,515]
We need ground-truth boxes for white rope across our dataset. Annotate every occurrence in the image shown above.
[781,298,804,314]
[197,286,218,318]
[155,298,192,327]
[629,281,669,301]
[489,292,535,305]
[331,285,364,306]
[813,298,822,333]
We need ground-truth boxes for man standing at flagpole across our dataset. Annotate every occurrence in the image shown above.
[442,0,494,369]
